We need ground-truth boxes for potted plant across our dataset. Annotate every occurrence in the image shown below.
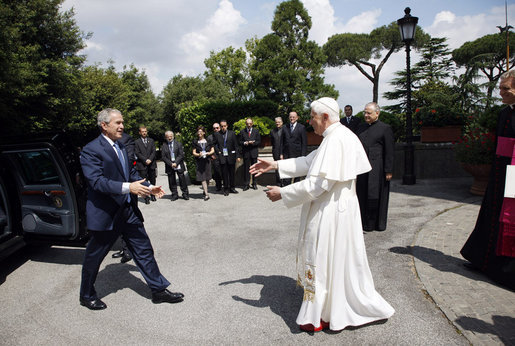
[416,105,465,142]
[454,128,495,195]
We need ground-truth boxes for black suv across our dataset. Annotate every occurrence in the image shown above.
[0,132,88,260]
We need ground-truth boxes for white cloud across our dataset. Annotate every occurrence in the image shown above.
[341,9,382,34]
[425,5,515,49]
[302,0,381,44]
[180,0,246,58]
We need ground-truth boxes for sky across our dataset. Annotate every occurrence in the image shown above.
[61,0,515,113]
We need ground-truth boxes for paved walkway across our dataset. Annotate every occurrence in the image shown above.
[413,196,515,345]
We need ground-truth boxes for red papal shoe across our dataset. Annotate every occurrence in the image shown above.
[321,320,330,330]
[300,323,323,332]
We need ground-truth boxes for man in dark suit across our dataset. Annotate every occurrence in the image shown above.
[111,132,135,263]
[356,102,394,232]
[240,118,261,190]
[208,123,223,191]
[135,126,157,204]
[270,116,284,186]
[161,130,189,200]
[212,119,240,196]
[281,111,307,184]
[79,108,183,310]
[340,104,361,133]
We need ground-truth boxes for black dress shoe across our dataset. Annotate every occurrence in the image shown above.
[171,196,179,201]
[120,252,132,263]
[229,189,238,194]
[150,195,156,202]
[151,289,184,304]
[224,191,229,196]
[112,250,124,258]
[144,197,150,204]
[251,185,257,190]
[183,195,189,200]
[243,185,249,191]
[80,297,107,310]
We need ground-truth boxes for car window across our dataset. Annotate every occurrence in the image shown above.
[13,150,61,185]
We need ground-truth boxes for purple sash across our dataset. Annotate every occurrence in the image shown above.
[496,136,515,257]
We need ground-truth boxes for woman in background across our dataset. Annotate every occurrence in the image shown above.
[192,126,214,201]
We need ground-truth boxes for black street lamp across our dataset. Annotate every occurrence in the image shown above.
[398,7,418,185]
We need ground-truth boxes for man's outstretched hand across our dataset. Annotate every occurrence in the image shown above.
[249,158,278,177]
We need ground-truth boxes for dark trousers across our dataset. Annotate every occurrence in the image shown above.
[80,204,170,300]
[221,163,235,191]
[137,166,156,185]
[212,158,222,189]
[243,157,258,187]
[168,171,188,197]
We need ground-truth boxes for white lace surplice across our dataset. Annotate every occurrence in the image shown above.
[279,122,395,330]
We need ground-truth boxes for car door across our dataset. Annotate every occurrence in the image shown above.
[0,142,83,241]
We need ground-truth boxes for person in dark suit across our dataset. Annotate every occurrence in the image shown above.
[240,118,261,190]
[79,108,183,310]
[208,123,223,191]
[270,117,284,186]
[110,132,135,263]
[356,102,394,232]
[281,111,307,184]
[340,105,361,133]
[212,120,240,196]
[135,126,157,204]
[161,130,189,201]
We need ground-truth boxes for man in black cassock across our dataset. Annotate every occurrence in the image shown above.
[356,102,394,232]
[461,71,515,290]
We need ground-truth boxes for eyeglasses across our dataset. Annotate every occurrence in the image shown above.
[213,127,219,129]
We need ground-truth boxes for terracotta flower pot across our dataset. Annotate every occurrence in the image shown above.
[460,163,491,196]
[421,126,462,143]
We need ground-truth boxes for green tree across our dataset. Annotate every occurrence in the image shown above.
[0,0,88,135]
[452,31,515,109]
[204,46,250,101]
[71,64,130,140]
[384,37,454,114]
[249,0,337,116]
[119,64,161,138]
[159,74,230,131]
[324,23,429,103]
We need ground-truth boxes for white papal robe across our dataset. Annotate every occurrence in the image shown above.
[279,122,395,331]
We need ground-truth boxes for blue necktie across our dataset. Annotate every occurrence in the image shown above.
[114,142,131,202]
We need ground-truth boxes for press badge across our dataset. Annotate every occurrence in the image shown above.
[223,148,229,156]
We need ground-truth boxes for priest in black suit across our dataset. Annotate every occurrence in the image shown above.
[281,112,307,184]
[340,104,361,133]
[161,130,189,201]
[270,117,284,186]
[240,118,261,190]
[212,120,240,196]
[135,126,157,204]
[356,102,394,232]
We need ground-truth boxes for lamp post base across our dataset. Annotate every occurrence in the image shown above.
[402,174,416,185]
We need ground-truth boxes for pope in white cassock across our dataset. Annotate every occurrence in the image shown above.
[250,97,394,332]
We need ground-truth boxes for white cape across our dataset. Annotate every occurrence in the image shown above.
[279,122,395,330]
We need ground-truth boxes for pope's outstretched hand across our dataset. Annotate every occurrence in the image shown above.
[249,158,278,177]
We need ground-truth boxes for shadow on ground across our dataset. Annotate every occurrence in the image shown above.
[455,315,515,345]
[219,275,303,333]
[390,178,481,204]
[390,245,493,285]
